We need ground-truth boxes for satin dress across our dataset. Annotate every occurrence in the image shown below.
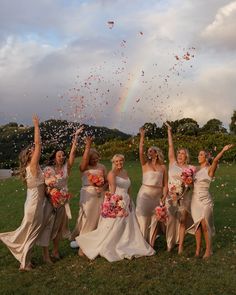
[188,167,215,239]
[71,169,105,239]
[37,163,71,247]
[136,171,164,244]
[166,162,193,250]
[0,166,45,268]
[76,177,155,262]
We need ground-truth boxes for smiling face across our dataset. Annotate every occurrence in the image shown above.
[198,150,207,165]
[177,149,188,165]
[114,156,124,170]
[55,151,66,166]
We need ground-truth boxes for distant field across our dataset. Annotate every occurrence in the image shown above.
[0,160,235,295]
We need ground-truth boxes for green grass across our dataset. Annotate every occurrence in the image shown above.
[0,160,236,295]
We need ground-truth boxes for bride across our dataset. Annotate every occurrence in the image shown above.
[76,154,155,262]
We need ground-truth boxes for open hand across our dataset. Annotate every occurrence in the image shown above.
[85,136,93,146]
[222,144,234,152]
[139,127,145,137]
[75,126,85,136]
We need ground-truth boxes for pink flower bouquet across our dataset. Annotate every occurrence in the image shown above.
[101,192,128,218]
[155,204,168,224]
[181,166,196,187]
[87,172,104,187]
[48,188,71,208]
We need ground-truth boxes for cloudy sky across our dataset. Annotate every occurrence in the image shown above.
[0,0,235,133]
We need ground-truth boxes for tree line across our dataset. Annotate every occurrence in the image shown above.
[0,111,235,169]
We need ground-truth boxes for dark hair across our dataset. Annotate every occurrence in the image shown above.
[46,149,67,166]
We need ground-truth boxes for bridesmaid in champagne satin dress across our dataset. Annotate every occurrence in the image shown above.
[0,115,45,271]
[37,126,84,263]
[188,145,234,258]
[70,136,107,255]
[136,128,168,247]
[165,122,194,254]
[76,154,155,261]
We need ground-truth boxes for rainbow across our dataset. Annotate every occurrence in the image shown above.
[113,66,142,127]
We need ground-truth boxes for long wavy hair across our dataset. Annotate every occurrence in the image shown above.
[147,146,164,165]
[18,145,33,182]
[46,149,67,167]
[111,154,125,170]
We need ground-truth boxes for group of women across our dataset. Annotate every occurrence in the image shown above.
[0,115,234,271]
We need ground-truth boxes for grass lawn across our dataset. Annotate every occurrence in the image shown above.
[0,160,236,295]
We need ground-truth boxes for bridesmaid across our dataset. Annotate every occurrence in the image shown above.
[136,127,168,247]
[165,122,194,254]
[38,127,84,262]
[70,136,107,254]
[189,144,234,258]
[0,115,45,271]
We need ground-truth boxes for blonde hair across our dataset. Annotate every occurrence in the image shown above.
[177,148,190,164]
[111,154,125,170]
[18,145,33,182]
[148,146,164,164]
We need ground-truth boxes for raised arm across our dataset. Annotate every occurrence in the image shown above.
[79,136,93,172]
[139,127,146,166]
[67,126,84,174]
[208,144,234,178]
[30,115,41,177]
[107,171,116,194]
[165,122,176,164]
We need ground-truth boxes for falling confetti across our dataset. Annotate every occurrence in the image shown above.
[107,21,114,29]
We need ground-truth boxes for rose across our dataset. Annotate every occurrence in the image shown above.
[185,176,193,185]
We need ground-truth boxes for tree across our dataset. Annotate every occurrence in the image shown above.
[167,118,199,134]
[141,122,157,138]
[229,110,236,135]
[177,122,199,136]
[4,122,18,128]
[201,119,227,134]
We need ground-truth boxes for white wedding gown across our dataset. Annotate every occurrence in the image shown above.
[76,176,155,262]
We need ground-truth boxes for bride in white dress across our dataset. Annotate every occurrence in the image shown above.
[76,154,155,262]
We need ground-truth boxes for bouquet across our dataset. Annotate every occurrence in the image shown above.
[48,188,71,208]
[169,166,196,204]
[101,192,128,218]
[155,203,168,224]
[44,166,64,187]
[181,166,196,187]
[169,179,184,202]
[87,172,104,187]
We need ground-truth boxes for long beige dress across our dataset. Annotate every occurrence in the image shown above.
[188,167,215,239]
[166,162,193,250]
[71,169,104,239]
[136,171,164,244]
[76,176,155,261]
[37,163,71,247]
[0,166,45,268]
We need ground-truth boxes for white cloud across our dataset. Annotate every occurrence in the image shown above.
[201,1,236,49]
[0,0,235,133]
